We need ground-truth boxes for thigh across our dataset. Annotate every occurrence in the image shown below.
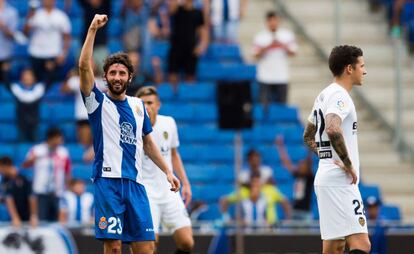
[315,185,368,240]
[168,46,181,74]
[160,193,191,233]
[183,50,198,78]
[272,83,288,104]
[94,178,125,241]
[123,180,155,243]
[36,194,49,221]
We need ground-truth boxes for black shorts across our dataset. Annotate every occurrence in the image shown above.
[167,45,198,76]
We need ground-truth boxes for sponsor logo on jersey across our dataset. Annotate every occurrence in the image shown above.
[336,100,345,111]
[145,228,154,232]
[103,167,111,172]
[358,216,365,227]
[99,217,108,230]
[318,150,332,159]
[120,122,137,145]
[163,131,169,140]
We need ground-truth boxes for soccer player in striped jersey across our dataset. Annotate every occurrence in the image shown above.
[78,14,180,254]
[137,86,194,254]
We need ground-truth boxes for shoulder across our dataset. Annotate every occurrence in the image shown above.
[158,115,176,125]
[57,146,70,157]
[278,28,295,37]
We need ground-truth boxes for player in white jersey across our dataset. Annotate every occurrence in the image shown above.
[137,86,194,254]
[303,45,371,254]
[78,15,180,254]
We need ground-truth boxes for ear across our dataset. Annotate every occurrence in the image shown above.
[345,64,353,74]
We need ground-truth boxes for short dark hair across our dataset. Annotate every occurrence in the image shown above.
[135,86,159,98]
[266,10,279,20]
[46,127,63,140]
[0,156,13,166]
[328,45,363,77]
[247,149,260,158]
[103,52,134,77]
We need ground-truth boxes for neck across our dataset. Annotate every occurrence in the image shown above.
[334,77,353,92]
[184,1,193,9]
[151,115,157,127]
[108,91,126,101]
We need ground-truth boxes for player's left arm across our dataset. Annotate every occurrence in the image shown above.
[171,148,192,206]
[143,134,181,192]
[303,121,318,155]
[325,113,357,184]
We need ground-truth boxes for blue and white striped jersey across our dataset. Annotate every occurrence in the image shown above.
[82,85,152,184]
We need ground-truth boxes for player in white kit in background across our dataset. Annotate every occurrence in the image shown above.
[137,86,194,254]
[303,45,371,254]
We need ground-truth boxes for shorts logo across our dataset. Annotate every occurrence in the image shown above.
[103,167,111,172]
[358,217,365,227]
[99,217,108,230]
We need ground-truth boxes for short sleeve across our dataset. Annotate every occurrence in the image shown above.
[142,102,152,136]
[59,196,68,210]
[307,101,316,124]
[82,84,103,115]
[285,31,298,53]
[325,91,351,121]
[59,11,71,34]
[170,118,179,148]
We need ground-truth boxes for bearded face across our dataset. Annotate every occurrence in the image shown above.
[105,63,131,96]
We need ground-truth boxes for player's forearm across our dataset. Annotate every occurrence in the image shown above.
[326,114,352,168]
[171,149,190,186]
[6,197,21,221]
[78,28,97,71]
[303,123,318,155]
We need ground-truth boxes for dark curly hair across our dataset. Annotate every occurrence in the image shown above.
[103,52,134,77]
[328,45,363,77]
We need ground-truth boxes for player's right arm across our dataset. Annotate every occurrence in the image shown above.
[325,113,357,184]
[303,121,318,155]
[78,14,108,96]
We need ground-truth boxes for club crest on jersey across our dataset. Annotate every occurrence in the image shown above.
[120,122,137,145]
[163,131,169,140]
[135,105,143,117]
[337,100,345,111]
[358,217,365,227]
[99,217,108,230]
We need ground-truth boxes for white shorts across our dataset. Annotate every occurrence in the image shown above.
[315,185,368,240]
[149,193,191,234]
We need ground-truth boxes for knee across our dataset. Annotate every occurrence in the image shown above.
[138,242,155,254]
[105,240,122,254]
[176,237,194,252]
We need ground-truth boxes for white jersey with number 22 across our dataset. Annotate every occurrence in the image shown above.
[308,83,359,186]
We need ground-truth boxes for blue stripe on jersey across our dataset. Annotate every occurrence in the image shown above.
[84,85,104,179]
[142,101,152,135]
[114,99,138,180]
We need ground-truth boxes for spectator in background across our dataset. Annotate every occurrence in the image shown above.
[59,178,94,225]
[239,149,274,186]
[7,67,50,142]
[60,63,106,147]
[0,0,18,85]
[390,0,414,38]
[22,127,71,222]
[0,156,38,228]
[121,0,149,53]
[275,136,314,221]
[167,0,208,89]
[253,11,297,106]
[220,176,292,227]
[24,0,72,83]
[125,51,159,96]
[365,196,388,254]
[210,0,247,43]
[74,0,110,70]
